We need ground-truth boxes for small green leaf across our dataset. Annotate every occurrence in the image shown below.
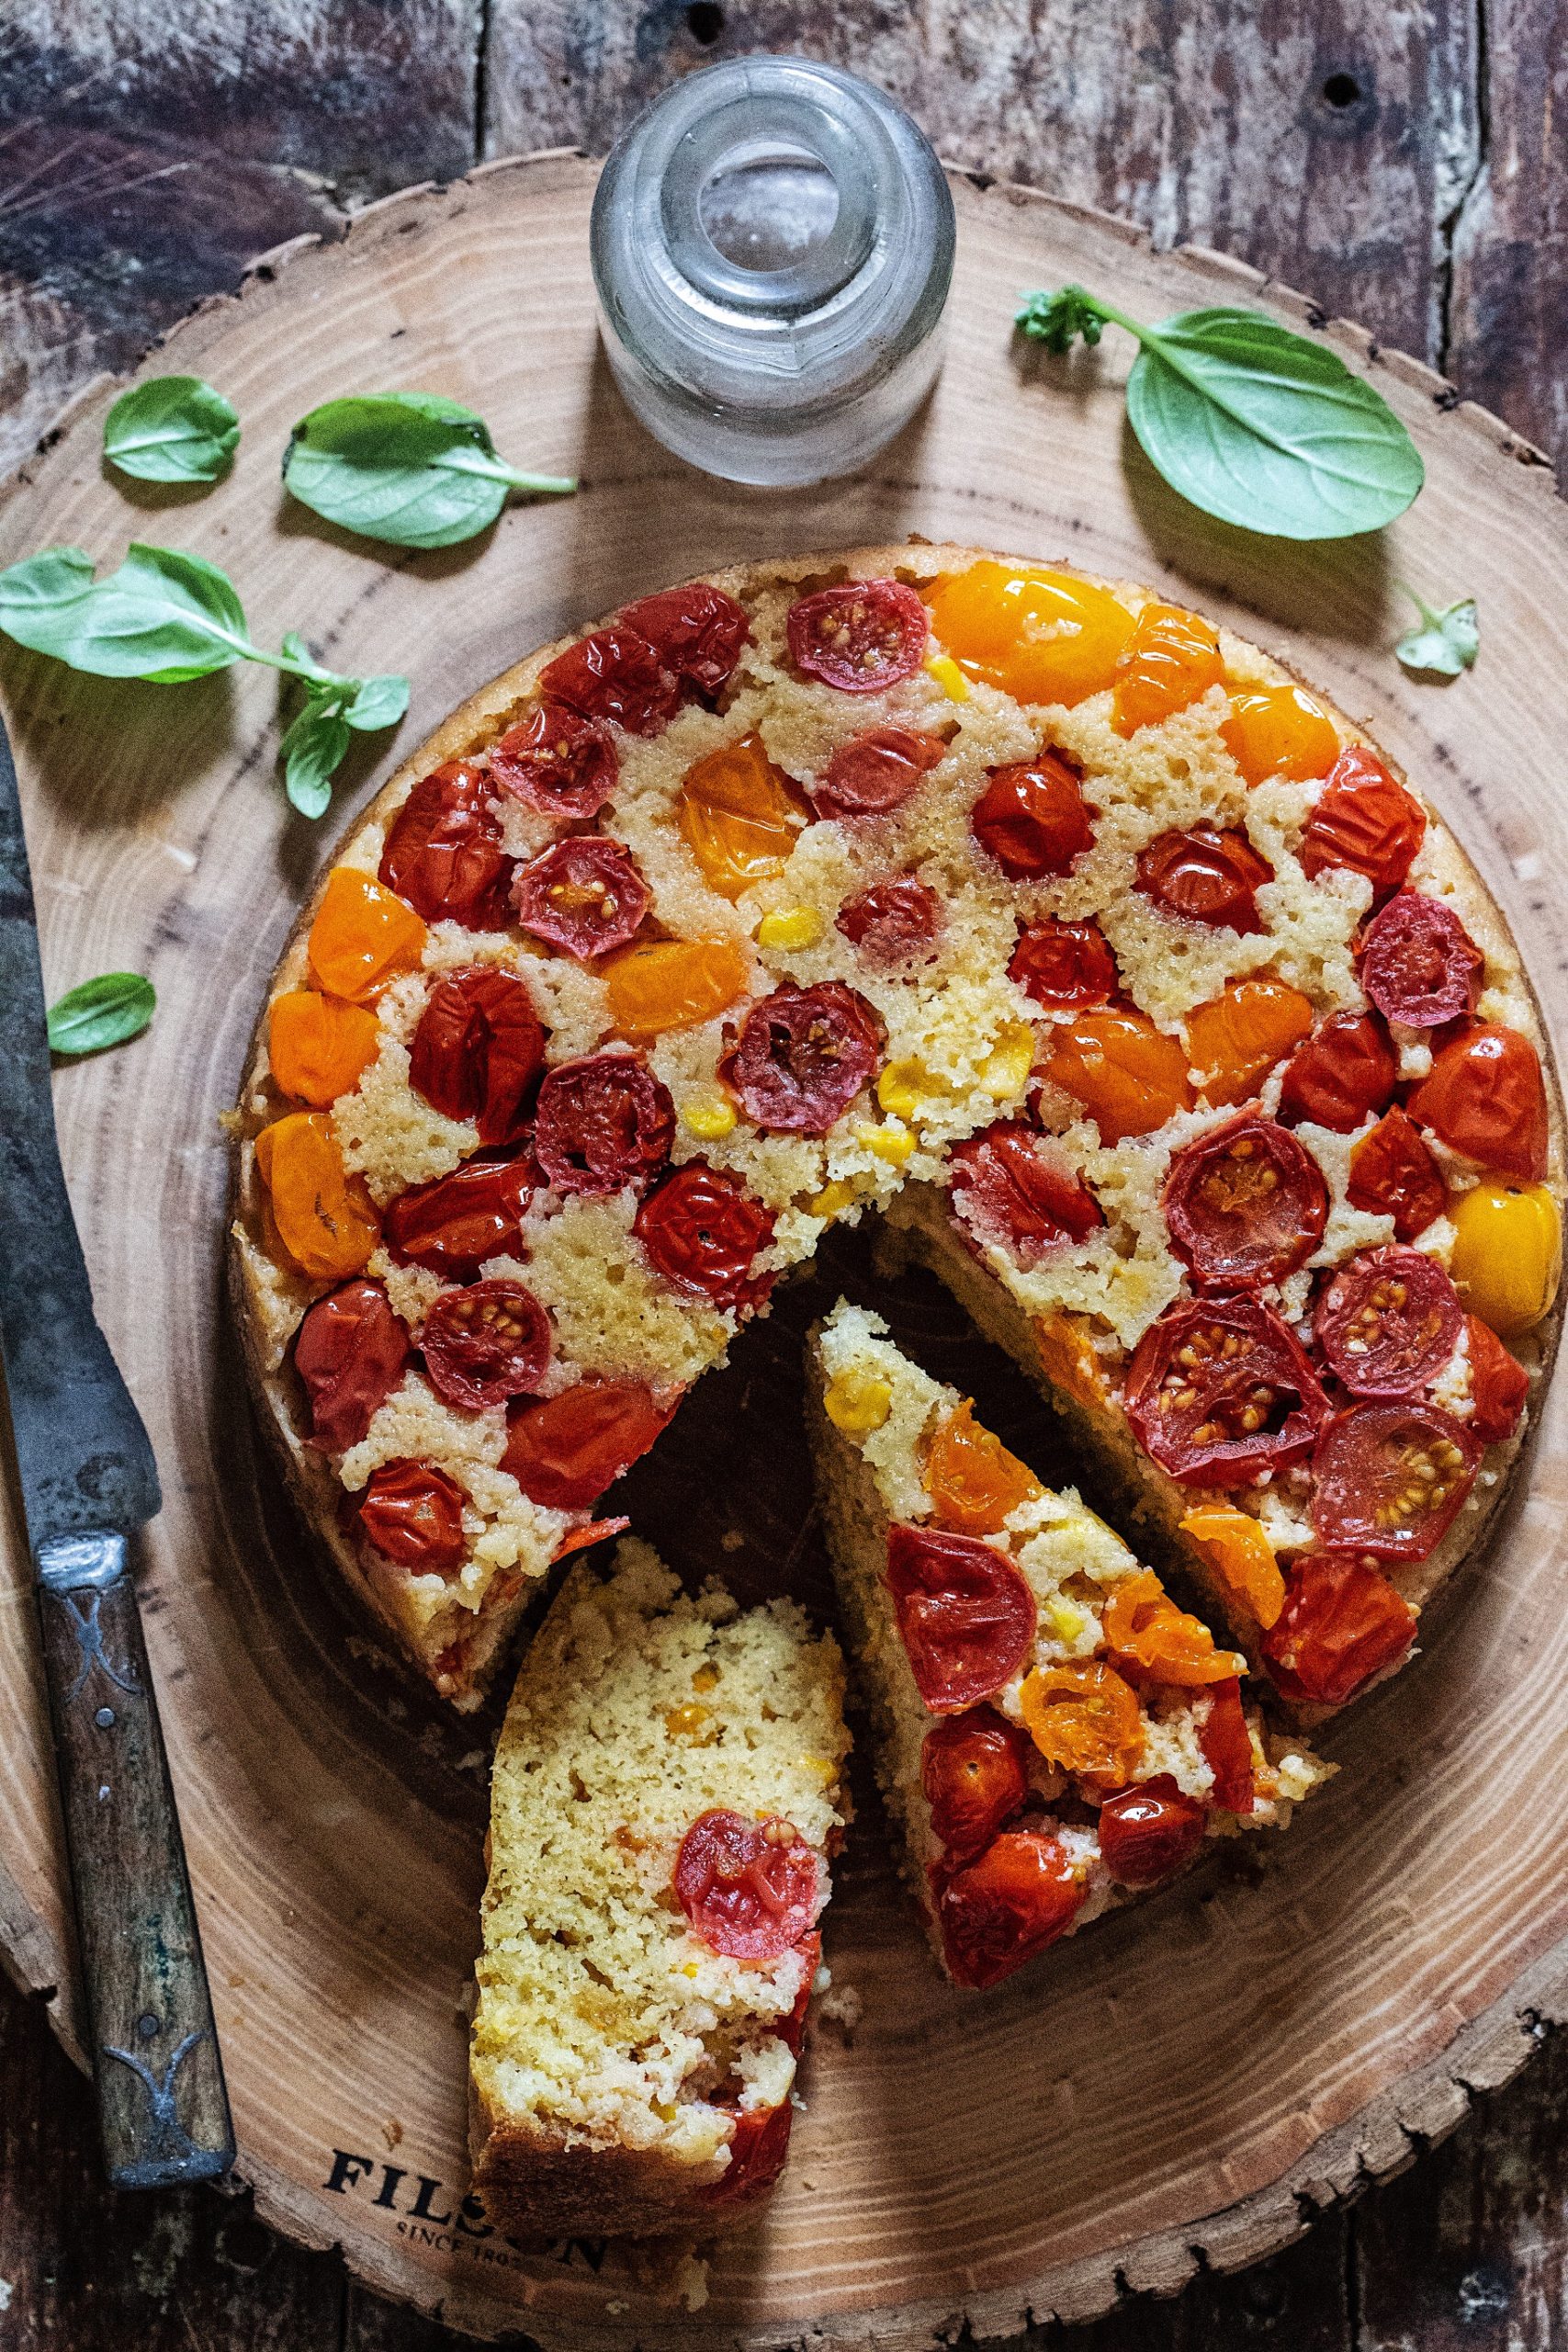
[0,541,254,680]
[283,390,576,549]
[1014,286,1106,354]
[47,971,155,1057]
[103,375,240,484]
[344,672,410,731]
[281,695,353,820]
[1395,588,1478,677]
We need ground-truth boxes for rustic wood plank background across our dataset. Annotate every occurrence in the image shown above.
[0,2,1564,2345]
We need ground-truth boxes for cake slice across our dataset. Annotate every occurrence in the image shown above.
[807,1302,1328,1989]
[469,1540,850,2235]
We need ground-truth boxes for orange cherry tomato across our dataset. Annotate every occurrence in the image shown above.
[679,732,808,900]
[603,936,749,1040]
[1199,1679,1255,1812]
[1101,1569,1247,1685]
[1221,684,1339,786]
[269,989,380,1108]
[1185,977,1314,1108]
[1179,1504,1286,1631]
[254,1112,378,1281]
[1038,1005,1193,1142]
[921,1400,1043,1535]
[1019,1658,1145,1782]
[1111,603,1224,736]
[1347,1105,1448,1239]
[926,561,1136,707]
[970,753,1096,879]
[1406,1023,1550,1182]
[307,867,427,1003]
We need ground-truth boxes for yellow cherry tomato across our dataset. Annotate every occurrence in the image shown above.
[1111,603,1224,736]
[269,989,380,1108]
[1038,1005,1193,1142]
[1448,1176,1562,1336]
[1179,1504,1286,1631]
[679,733,807,901]
[921,1400,1043,1534]
[307,866,426,1002]
[926,561,1136,707]
[603,936,749,1039]
[1185,976,1314,1108]
[254,1112,378,1281]
[1221,684,1339,786]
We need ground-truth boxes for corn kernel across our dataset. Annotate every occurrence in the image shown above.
[980,1021,1037,1101]
[1048,1598,1086,1643]
[665,1702,716,1742]
[680,1964,700,1979]
[877,1059,936,1119]
[824,1371,893,1435]
[924,651,970,701]
[682,1091,737,1140]
[757,906,823,951]
[860,1122,916,1166]
[692,1663,719,1692]
[797,1753,837,1784]
[810,1178,857,1220]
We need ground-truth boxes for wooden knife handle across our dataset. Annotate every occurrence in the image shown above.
[35,1531,235,2188]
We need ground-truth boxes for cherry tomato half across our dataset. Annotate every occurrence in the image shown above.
[1199,1679,1255,1813]
[294,1279,412,1453]
[488,701,617,822]
[785,579,928,692]
[1184,977,1314,1111]
[1221,684,1338,786]
[1111,603,1223,736]
[1406,1023,1550,1182]
[1465,1317,1529,1446]
[532,1051,675,1195]
[382,1153,536,1280]
[725,980,883,1134]
[674,1809,818,1960]
[836,876,944,967]
[933,1830,1085,1989]
[357,1457,468,1576]
[1136,825,1273,934]
[634,1161,775,1311]
[619,582,750,699]
[949,1119,1104,1268]
[1278,1011,1397,1133]
[419,1279,552,1410]
[1346,1106,1448,1240]
[269,989,380,1109]
[1009,915,1119,1011]
[970,753,1095,880]
[1298,746,1426,902]
[1097,1773,1207,1887]
[1163,1114,1329,1289]
[512,835,651,961]
[884,1522,1037,1712]
[1314,1247,1462,1399]
[537,623,681,736]
[926,563,1135,707]
[1311,1402,1482,1561]
[1261,1554,1417,1705]
[379,762,514,931]
[408,966,547,1144]
[1019,1658,1145,1781]
[922,1400,1042,1536]
[920,1707,1032,1858]
[1037,1005,1193,1143]
[811,725,945,820]
[1359,891,1483,1028]
[501,1378,678,1510]
[704,2100,795,2208]
[1125,1296,1330,1485]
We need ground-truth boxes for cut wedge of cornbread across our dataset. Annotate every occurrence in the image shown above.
[807,1303,1328,1989]
[469,1541,850,2236]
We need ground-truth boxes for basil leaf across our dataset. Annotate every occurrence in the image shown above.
[0,541,252,680]
[1395,590,1478,678]
[344,672,410,731]
[281,695,352,820]
[103,375,240,484]
[284,391,576,549]
[47,971,155,1057]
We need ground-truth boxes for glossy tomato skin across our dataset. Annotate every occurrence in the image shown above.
[704,2100,795,2209]
[379,763,514,930]
[1038,1005,1193,1142]
[419,1279,552,1410]
[408,966,547,1145]
[811,726,944,819]
[885,1522,1037,1712]
[1136,825,1272,934]
[1314,1247,1462,1399]
[725,981,883,1134]
[1311,1402,1482,1561]
[294,1280,412,1453]
[836,877,944,967]
[949,1120,1104,1268]
[634,1161,775,1311]
[357,1457,468,1576]
[1125,1297,1330,1485]
[533,1051,675,1196]
[674,1809,818,1960]
[1009,915,1119,1010]
[1465,1317,1529,1445]
[1098,1773,1207,1887]
[785,579,928,692]
[1163,1114,1329,1289]
[488,701,617,822]
[1261,1555,1417,1705]
[1198,1679,1256,1813]
[1406,1023,1550,1182]
[501,1378,678,1510]
[1299,746,1426,901]
[618,583,750,698]
[1359,891,1483,1028]
[512,835,652,961]
[1347,1106,1448,1240]
[920,1707,1032,1858]
[932,1830,1085,1989]
[970,753,1095,880]
[538,623,682,736]
[382,1153,536,1280]
[1278,1011,1398,1132]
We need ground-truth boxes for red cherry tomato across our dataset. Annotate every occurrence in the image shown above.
[1299,746,1426,901]
[293,1280,411,1453]
[1136,825,1272,933]
[785,579,928,692]
[1278,1011,1397,1132]
[1407,1023,1550,1182]
[705,2099,795,2208]
[537,624,682,736]
[1125,1297,1329,1485]
[1347,1106,1448,1240]
[933,1829,1085,1989]
[1311,1402,1482,1560]
[970,753,1095,880]
[1009,916,1118,1010]
[884,1522,1037,1712]
[920,1707,1032,1858]
[1314,1247,1462,1398]
[1359,892,1483,1029]
[512,835,651,961]
[618,583,750,699]
[1261,1554,1417,1705]
[1097,1773,1207,1887]
[725,981,882,1134]
[379,762,513,930]
[1163,1114,1329,1289]
[501,1378,678,1510]
[836,876,944,967]
[356,1457,468,1575]
[408,966,547,1145]
[674,1809,818,1960]
[811,725,945,820]
[1465,1317,1529,1446]
[1198,1679,1255,1813]
[383,1153,536,1280]
[634,1161,775,1311]
[418,1279,552,1410]
[532,1051,675,1197]
[949,1119,1104,1268]
[489,701,617,822]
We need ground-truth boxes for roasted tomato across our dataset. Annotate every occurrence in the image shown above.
[307,867,427,1003]
[1179,1503,1286,1630]
[1185,978,1314,1110]
[1464,1317,1529,1446]
[634,1161,775,1310]
[1037,1005,1193,1142]
[604,935,749,1040]
[1125,1296,1330,1485]
[419,1279,552,1410]
[933,1829,1086,1989]
[679,732,807,900]
[357,1458,468,1576]
[1359,892,1483,1028]
[920,1707,1032,1857]
[1198,1679,1255,1813]
[1009,915,1119,1011]
[836,876,944,967]
[1278,1011,1398,1133]
[970,752,1095,880]
[408,966,547,1144]
[1018,1659,1145,1782]
[786,578,928,691]
[705,2100,795,2208]
[1101,1569,1245,1685]
[618,582,750,699]
[293,1280,412,1453]
[501,1378,678,1510]
[379,762,513,930]
[811,725,945,820]
[1347,1106,1448,1239]
[254,1113,378,1282]
[269,990,380,1109]
[675,1809,818,1959]
[1407,1023,1550,1182]
[488,701,617,822]
[926,562,1135,707]
[884,1522,1037,1712]
[1135,824,1272,934]
[1449,1177,1562,1337]
[725,981,882,1134]
[1097,1774,1207,1887]
[1221,684,1339,786]
[382,1152,535,1279]
[1111,603,1223,736]
[949,1120,1103,1267]
[1163,1114,1328,1289]
[512,835,651,961]
[537,623,682,736]
[1311,1402,1482,1560]
[1261,1555,1417,1705]
[1298,745,1426,900]
[1314,1248,1462,1399]
[533,1051,675,1196]
[922,1400,1043,1535]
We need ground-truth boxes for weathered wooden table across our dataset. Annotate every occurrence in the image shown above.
[1,6,1565,2346]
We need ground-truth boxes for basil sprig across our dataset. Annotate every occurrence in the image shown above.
[47,971,155,1057]
[1395,587,1478,678]
[1015,286,1425,539]
[103,375,240,484]
[284,391,577,549]
[0,543,408,817]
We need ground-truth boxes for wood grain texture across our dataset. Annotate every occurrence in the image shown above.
[1,154,1567,2347]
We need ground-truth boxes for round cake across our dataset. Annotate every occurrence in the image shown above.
[228,543,1564,1714]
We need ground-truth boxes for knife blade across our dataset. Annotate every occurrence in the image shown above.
[0,707,234,2189]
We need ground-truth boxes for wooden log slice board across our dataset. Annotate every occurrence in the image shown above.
[2,152,1567,2348]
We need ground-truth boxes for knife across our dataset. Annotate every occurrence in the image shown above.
[0,709,234,2188]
